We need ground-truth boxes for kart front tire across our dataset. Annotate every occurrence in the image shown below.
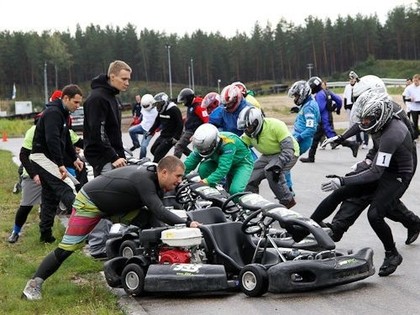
[119,239,138,258]
[239,264,269,297]
[122,263,145,296]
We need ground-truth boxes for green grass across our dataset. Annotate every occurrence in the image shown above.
[0,150,124,314]
[0,119,32,138]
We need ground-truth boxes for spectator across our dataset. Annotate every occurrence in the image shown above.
[402,78,413,118]
[131,94,142,120]
[404,74,420,138]
[30,84,84,243]
[83,60,132,259]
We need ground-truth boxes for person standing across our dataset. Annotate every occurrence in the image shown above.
[404,74,420,138]
[300,76,359,163]
[30,84,84,243]
[83,60,132,258]
[173,88,208,158]
[128,94,158,158]
[402,78,413,118]
[83,60,131,177]
[21,156,201,300]
[131,94,142,122]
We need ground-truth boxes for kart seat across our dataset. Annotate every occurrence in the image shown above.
[200,222,259,273]
[187,207,227,224]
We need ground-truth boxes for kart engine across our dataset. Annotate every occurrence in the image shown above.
[159,227,206,264]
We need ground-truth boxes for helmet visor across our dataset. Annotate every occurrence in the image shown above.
[359,116,377,132]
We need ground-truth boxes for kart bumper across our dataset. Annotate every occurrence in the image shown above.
[267,247,375,293]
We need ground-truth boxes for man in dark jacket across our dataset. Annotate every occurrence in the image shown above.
[83,60,132,258]
[30,84,84,243]
[83,60,131,177]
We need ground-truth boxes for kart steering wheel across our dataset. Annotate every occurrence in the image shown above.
[241,208,263,234]
[220,191,251,214]
[174,182,197,205]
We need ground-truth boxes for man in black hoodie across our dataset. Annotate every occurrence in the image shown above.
[83,60,131,176]
[83,60,132,258]
[30,84,84,243]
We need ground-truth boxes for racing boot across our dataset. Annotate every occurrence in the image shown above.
[8,231,19,243]
[406,224,420,245]
[40,230,56,243]
[378,247,403,277]
[22,277,43,300]
[300,156,314,163]
[341,140,359,158]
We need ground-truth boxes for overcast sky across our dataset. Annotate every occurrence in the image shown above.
[0,0,416,37]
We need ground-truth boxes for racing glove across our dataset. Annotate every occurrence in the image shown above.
[321,135,343,149]
[321,175,344,192]
[346,159,372,176]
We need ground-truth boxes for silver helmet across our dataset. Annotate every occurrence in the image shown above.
[237,106,264,138]
[192,123,220,158]
[153,92,170,113]
[288,80,311,106]
[352,75,387,99]
[357,91,393,133]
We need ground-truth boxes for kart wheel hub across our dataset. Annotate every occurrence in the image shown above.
[242,271,257,291]
[125,271,140,290]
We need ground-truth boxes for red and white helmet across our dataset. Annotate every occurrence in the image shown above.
[201,92,221,114]
[232,81,247,96]
[220,85,243,113]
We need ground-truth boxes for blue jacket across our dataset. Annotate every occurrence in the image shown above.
[315,89,342,138]
[292,96,320,155]
[209,99,250,136]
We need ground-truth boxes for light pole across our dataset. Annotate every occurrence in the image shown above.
[307,63,313,79]
[165,44,173,98]
[217,79,221,94]
[190,58,195,92]
[44,61,48,104]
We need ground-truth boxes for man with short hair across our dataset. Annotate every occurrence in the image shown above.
[22,156,201,301]
[30,84,84,243]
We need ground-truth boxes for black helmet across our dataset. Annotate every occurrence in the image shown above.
[153,92,170,113]
[177,88,195,106]
[307,76,323,94]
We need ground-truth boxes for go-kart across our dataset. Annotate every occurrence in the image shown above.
[103,194,375,297]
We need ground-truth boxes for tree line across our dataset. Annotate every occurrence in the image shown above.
[0,2,418,102]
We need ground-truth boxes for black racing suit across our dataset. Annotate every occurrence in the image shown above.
[311,117,414,251]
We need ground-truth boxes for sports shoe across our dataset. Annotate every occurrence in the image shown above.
[406,225,420,245]
[300,157,314,163]
[22,278,43,300]
[129,145,140,151]
[284,197,296,209]
[12,182,22,194]
[8,231,19,243]
[361,144,368,149]
[378,250,403,277]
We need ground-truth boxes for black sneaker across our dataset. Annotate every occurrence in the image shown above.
[40,234,56,243]
[406,225,420,245]
[129,145,140,151]
[300,157,314,163]
[8,231,19,243]
[378,250,403,277]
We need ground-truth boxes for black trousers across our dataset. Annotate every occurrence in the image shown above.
[151,136,175,163]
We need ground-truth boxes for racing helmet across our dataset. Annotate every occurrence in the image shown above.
[141,94,155,111]
[220,85,243,113]
[237,107,264,138]
[352,75,387,99]
[201,92,221,114]
[357,91,393,133]
[307,76,323,94]
[177,88,195,106]
[232,81,247,96]
[153,92,170,113]
[349,71,359,81]
[192,123,220,158]
[288,80,311,106]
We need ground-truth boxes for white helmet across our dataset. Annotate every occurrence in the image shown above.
[356,91,393,133]
[141,94,154,111]
[192,123,220,158]
[237,107,264,138]
[352,75,387,99]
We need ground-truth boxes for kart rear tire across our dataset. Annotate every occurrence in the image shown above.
[119,240,138,258]
[122,263,145,296]
[239,264,269,297]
